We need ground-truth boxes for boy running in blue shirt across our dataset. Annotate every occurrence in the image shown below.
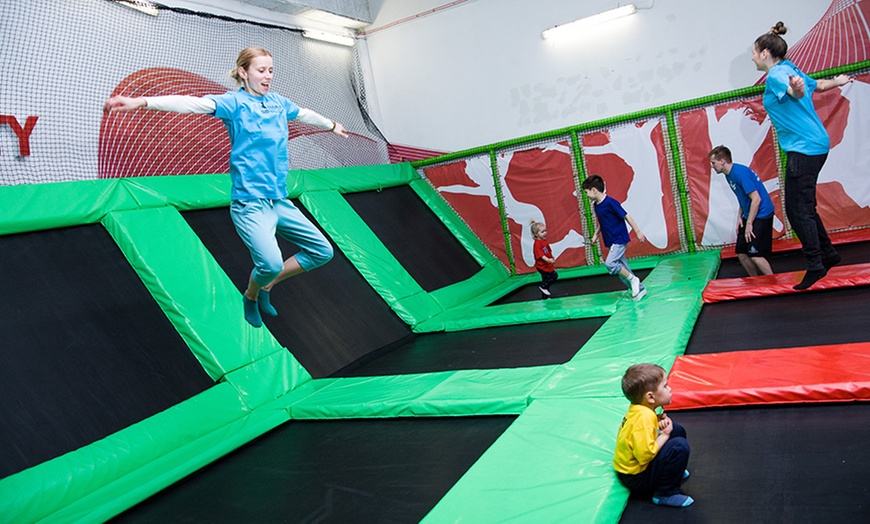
[582,175,647,300]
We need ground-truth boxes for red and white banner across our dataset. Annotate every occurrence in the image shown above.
[581,119,682,258]
[814,73,870,230]
[497,141,586,274]
[678,99,786,247]
[680,74,870,249]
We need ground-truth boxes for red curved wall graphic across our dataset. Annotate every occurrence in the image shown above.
[98,67,367,179]
[98,68,230,179]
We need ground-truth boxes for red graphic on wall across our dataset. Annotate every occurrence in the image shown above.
[500,143,587,274]
[0,115,38,156]
[813,74,870,230]
[582,120,682,258]
[98,67,371,179]
[99,68,229,178]
[678,99,785,248]
[681,75,870,246]
[788,0,870,74]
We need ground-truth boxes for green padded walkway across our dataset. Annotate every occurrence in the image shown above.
[0,164,717,523]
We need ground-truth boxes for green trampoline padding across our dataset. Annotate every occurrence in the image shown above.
[286,162,417,196]
[423,398,630,523]
[0,383,266,523]
[281,366,558,419]
[0,165,718,523]
[302,189,444,326]
[105,206,298,382]
[409,178,500,269]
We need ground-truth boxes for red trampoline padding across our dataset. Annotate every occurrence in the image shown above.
[667,343,870,410]
[702,262,870,303]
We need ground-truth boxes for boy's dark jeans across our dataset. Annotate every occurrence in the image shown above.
[617,422,690,498]
[784,152,838,272]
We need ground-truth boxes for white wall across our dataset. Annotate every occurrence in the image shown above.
[360,0,831,152]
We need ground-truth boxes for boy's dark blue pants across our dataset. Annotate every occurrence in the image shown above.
[616,422,690,498]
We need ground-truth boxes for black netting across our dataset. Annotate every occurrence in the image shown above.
[0,1,389,186]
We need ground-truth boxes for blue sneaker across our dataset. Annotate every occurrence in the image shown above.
[682,469,690,481]
[258,289,278,316]
[243,296,262,328]
[652,494,694,507]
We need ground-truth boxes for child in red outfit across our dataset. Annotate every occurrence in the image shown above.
[531,220,558,299]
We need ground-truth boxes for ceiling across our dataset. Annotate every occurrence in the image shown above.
[167,0,373,30]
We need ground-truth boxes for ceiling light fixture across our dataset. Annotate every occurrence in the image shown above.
[542,4,636,40]
[113,0,159,17]
[302,30,356,47]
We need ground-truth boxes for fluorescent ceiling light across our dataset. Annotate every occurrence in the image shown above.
[302,30,356,47]
[542,4,636,40]
[113,0,159,17]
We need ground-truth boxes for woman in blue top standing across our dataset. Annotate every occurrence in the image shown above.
[752,22,852,290]
[104,47,348,327]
